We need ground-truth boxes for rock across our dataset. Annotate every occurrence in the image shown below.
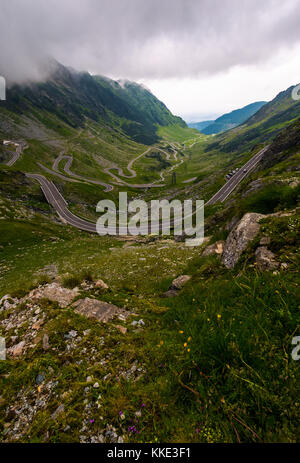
[116,325,127,335]
[255,247,280,271]
[131,319,145,327]
[163,289,179,298]
[281,262,289,269]
[11,341,25,357]
[94,279,109,290]
[260,236,271,246]
[32,320,44,330]
[35,374,45,385]
[202,240,225,256]
[72,298,129,323]
[225,216,239,232]
[42,334,50,350]
[170,275,191,290]
[222,213,265,269]
[51,404,64,420]
[29,283,79,308]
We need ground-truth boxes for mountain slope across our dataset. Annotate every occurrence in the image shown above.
[2,61,186,145]
[200,101,266,135]
[203,84,300,154]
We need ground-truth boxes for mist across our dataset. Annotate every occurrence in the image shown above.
[1,0,300,85]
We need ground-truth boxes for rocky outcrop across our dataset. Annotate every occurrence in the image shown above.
[255,246,279,271]
[222,213,265,269]
[29,283,79,308]
[72,298,130,323]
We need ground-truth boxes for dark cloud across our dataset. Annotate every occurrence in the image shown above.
[1,0,300,84]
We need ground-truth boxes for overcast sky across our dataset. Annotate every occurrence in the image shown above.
[1,0,300,121]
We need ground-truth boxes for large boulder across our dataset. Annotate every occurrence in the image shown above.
[222,213,265,269]
[255,246,279,271]
[72,298,130,323]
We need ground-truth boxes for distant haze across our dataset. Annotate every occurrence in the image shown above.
[1,0,300,119]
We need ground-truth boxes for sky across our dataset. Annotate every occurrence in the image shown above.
[1,0,300,121]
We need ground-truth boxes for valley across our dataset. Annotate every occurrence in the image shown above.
[0,62,299,445]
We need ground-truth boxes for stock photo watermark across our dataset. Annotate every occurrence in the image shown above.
[0,76,6,101]
[291,84,300,101]
[96,192,204,246]
[0,337,6,360]
[291,336,300,361]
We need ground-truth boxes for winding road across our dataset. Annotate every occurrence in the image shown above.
[25,146,268,234]
[5,137,268,235]
[5,142,27,166]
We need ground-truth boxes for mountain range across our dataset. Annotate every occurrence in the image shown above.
[189,101,266,135]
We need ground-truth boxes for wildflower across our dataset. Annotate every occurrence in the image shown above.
[184,342,187,347]
[207,318,210,322]
[160,340,164,345]
[217,314,221,319]
[119,411,125,420]
[141,403,146,408]
[179,330,184,334]
[187,348,190,353]
[187,337,191,342]
[89,419,95,424]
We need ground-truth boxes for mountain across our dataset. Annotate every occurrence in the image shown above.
[188,120,214,131]
[2,60,186,145]
[198,101,266,135]
[205,83,300,154]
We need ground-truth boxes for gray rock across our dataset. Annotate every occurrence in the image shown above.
[35,374,45,385]
[170,275,191,290]
[222,213,265,269]
[72,298,129,323]
[255,246,279,271]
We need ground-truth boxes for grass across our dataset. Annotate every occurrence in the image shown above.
[0,206,299,442]
[157,124,203,143]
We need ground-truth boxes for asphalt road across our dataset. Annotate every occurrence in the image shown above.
[26,173,97,233]
[27,146,268,234]
[6,142,27,166]
[53,153,113,192]
[206,146,269,205]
